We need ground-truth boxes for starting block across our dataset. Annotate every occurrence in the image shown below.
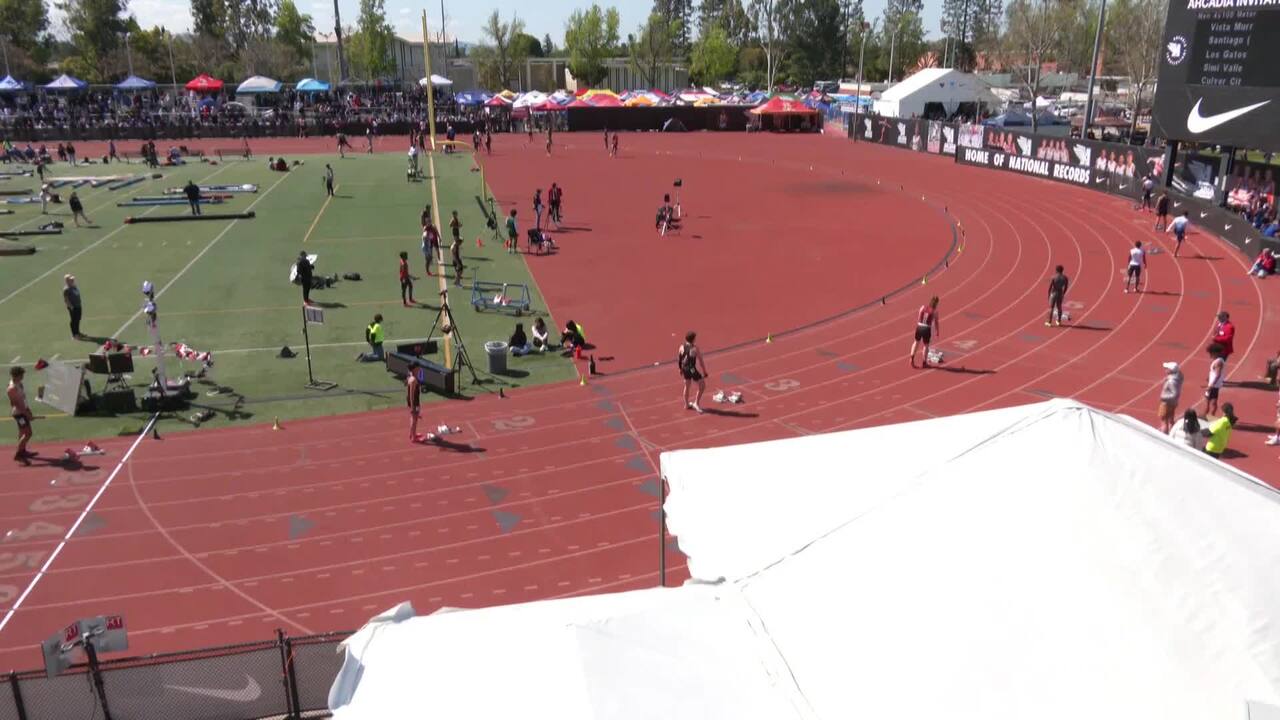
[712,390,744,404]
[61,442,105,464]
[926,349,945,365]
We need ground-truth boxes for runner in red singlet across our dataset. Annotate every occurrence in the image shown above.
[909,296,941,368]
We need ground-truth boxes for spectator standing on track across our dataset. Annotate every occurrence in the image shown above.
[107,140,118,163]
[366,124,375,154]
[1124,240,1146,293]
[337,132,350,158]
[1203,402,1236,459]
[399,251,415,306]
[1204,343,1226,417]
[407,367,424,443]
[1157,361,1183,434]
[1154,192,1170,231]
[357,314,385,362]
[1138,175,1155,211]
[546,126,553,157]
[63,274,84,340]
[677,331,709,413]
[8,367,33,465]
[68,191,91,227]
[65,142,76,166]
[485,131,492,155]
[611,132,618,158]
[604,128,610,152]
[506,209,518,254]
[183,179,202,216]
[1046,265,1069,326]
[296,251,314,305]
[1170,408,1203,450]
[910,296,942,369]
[1168,211,1190,256]
[533,189,544,230]
[1212,311,1236,362]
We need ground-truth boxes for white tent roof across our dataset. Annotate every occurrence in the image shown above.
[328,400,1280,720]
[235,75,282,94]
[419,74,452,87]
[512,90,548,108]
[872,67,998,118]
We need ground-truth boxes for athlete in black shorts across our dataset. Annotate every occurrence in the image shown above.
[1047,265,1069,326]
[677,331,709,413]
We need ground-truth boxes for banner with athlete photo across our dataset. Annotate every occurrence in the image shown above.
[956,130,1165,200]
[859,115,957,157]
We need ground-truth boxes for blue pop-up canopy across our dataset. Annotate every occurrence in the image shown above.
[43,74,88,91]
[295,78,331,92]
[0,75,27,92]
[115,75,156,90]
[453,90,493,106]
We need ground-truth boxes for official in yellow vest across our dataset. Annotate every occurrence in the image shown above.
[358,314,385,362]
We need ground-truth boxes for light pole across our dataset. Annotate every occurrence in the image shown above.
[124,32,135,77]
[888,19,900,84]
[853,19,876,141]
[1082,0,1108,139]
[165,30,178,90]
[1,37,9,77]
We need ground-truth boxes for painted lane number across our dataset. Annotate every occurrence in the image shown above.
[491,416,535,432]
[763,379,801,392]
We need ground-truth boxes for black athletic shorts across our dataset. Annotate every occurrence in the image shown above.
[1127,264,1142,279]
[914,325,932,343]
[681,368,703,382]
[13,414,29,430]
[1205,387,1220,400]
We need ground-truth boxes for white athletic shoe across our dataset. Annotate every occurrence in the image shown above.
[1266,435,1280,446]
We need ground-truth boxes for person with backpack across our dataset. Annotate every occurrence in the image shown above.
[677,331,709,413]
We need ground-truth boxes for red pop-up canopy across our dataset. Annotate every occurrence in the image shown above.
[185,74,224,92]
[749,95,818,116]
[586,94,624,108]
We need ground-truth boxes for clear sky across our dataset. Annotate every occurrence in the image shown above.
[102,0,943,45]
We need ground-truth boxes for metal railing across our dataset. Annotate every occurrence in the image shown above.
[2,629,352,720]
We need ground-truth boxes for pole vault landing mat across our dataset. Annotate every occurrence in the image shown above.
[0,228,62,237]
[124,211,255,224]
[163,184,258,194]
[0,240,35,255]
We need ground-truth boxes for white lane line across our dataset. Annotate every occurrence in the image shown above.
[0,413,157,635]
[111,171,293,340]
[0,163,235,309]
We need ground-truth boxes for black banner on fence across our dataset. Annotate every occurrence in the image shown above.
[956,131,1165,200]
[857,115,957,157]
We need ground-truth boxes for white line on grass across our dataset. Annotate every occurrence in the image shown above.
[0,163,236,309]
[110,171,293,340]
[0,413,157,636]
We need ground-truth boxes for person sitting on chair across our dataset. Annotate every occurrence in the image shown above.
[509,322,532,356]
[532,317,554,352]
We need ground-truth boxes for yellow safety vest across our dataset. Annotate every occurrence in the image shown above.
[367,322,384,344]
[1204,416,1232,454]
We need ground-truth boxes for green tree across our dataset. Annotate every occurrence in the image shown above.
[746,0,786,89]
[275,0,316,59]
[651,0,694,55]
[697,0,751,45]
[355,0,394,80]
[878,0,925,82]
[56,0,131,81]
[1001,0,1067,130]
[690,25,737,85]
[1106,0,1167,137]
[0,0,51,58]
[542,32,556,55]
[472,10,525,89]
[221,0,279,52]
[190,0,223,38]
[780,0,859,83]
[564,4,620,87]
[512,32,544,58]
[629,12,681,88]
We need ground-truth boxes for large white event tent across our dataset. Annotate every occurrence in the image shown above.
[873,67,999,119]
[328,399,1280,720]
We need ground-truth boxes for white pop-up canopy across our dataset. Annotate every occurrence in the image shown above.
[873,67,998,119]
[328,400,1280,720]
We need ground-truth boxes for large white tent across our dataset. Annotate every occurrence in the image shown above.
[872,67,999,119]
[328,400,1280,720]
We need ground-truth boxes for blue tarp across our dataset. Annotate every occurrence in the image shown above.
[295,78,331,92]
[43,74,88,90]
[744,91,769,105]
[983,110,1066,127]
[115,75,156,90]
[454,90,493,106]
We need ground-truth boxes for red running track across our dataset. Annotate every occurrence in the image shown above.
[0,131,1276,670]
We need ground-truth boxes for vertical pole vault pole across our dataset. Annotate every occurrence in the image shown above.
[422,11,453,370]
[658,476,667,587]
[422,12,439,151]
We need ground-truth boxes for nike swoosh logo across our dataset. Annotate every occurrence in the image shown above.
[166,676,262,702]
[1186,98,1271,133]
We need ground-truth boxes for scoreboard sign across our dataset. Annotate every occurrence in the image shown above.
[1152,0,1280,150]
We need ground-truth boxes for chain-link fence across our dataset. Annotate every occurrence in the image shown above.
[4,629,352,720]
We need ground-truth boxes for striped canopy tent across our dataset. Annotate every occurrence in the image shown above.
[677,88,716,104]
[114,75,155,90]
[566,99,594,108]
[693,95,721,107]
[236,75,283,94]
[512,91,548,108]
[43,74,88,91]
[185,74,224,92]
[484,94,511,107]
[498,89,516,99]
[580,89,619,102]
[531,100,566,112]
[295,78,331,92]
[749,95,819,116]
[0,75,27,92]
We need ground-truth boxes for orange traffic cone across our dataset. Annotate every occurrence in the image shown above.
[476,235,483,249]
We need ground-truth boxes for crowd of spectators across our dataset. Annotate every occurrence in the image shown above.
[0,85,504,140]
[1225,165,1279,238]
